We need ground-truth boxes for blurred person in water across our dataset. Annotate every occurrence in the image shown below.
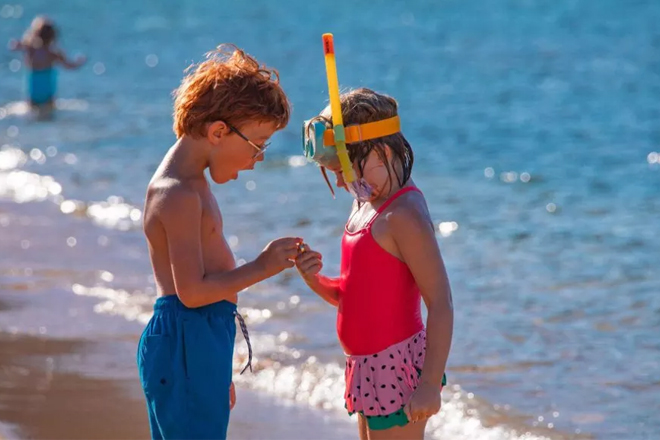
[8,15,86,119]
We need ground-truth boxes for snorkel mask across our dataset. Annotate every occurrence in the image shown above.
[302,34,401,202]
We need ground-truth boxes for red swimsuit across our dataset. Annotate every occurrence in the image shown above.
[337,187,424,355]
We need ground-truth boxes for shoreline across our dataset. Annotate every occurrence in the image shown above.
[0,329,359,440]
[0,200,358,440]
[0,331,150,440]
[0,200,581,440]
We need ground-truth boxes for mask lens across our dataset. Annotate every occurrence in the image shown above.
[302,120,315,160]
[303,120,336,164]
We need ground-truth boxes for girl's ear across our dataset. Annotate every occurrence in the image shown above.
[383,144,393,161]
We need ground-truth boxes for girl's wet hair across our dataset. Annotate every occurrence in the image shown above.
[313,88,413,189]
[23,16,57,48]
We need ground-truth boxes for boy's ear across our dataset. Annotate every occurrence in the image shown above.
[207,121,230,145]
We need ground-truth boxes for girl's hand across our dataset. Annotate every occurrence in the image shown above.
[8,39,21,51]
[73,54,87,67]
[403,382,441,423]
[295,243,323,279]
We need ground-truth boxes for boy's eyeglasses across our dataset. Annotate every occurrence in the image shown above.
[226,122,270,158]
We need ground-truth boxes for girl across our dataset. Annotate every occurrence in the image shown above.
[9,16,86,117]
[296,88,454,440]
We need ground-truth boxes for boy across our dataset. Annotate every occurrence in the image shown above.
[137,45,300,439]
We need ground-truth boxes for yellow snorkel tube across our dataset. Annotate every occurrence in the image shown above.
[322,33,356,185]
[321,33,376,201]
[302,34,400,201]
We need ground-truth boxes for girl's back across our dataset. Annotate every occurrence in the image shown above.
[18,16,60,71]
[25,46,59,71]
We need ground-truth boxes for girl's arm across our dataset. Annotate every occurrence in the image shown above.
[295,244,340,307]
[55,50,86,69]
[296,200,356,307]
[302,273,340,307]
[389,201,454,420]
[8,39,24,51]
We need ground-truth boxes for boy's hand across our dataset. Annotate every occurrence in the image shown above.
[295,243,323,280]
[256,237,302,277]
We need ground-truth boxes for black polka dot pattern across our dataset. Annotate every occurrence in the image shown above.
[342,330,434,418]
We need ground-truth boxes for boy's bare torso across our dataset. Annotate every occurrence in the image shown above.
[143,163,238,304]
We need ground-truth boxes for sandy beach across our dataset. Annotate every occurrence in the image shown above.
[0,201,357,439]
[0,329,357,440]
[0,332,150,440]
[0,199,583,440]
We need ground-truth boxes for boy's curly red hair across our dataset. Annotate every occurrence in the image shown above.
[173,44,290,138]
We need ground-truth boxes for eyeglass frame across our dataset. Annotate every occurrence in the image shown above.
[225,122,270,158]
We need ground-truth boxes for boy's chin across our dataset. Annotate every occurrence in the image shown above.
[210,171,240,184]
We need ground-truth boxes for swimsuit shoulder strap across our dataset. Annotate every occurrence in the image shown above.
[375,186,421,215]
[365,186,421,228]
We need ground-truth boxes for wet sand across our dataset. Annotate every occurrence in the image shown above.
[0,200,356,439]
[0,329,357,440]
[0,332,150,440]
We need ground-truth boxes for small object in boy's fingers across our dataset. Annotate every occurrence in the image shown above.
[297,242,306,254]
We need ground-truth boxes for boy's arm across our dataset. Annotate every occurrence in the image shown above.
[160,188,299,308]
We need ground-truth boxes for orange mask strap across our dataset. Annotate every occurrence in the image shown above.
[322,115,400,147]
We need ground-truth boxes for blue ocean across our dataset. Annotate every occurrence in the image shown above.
[1,1,659,438]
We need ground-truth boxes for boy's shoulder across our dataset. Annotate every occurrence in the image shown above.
[146,176,202,217]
